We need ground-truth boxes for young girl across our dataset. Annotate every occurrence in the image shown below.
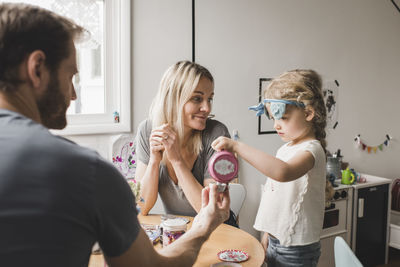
[212,69,327,266]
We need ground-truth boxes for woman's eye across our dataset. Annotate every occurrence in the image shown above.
[191,96,202,102]
[208,98,213,103]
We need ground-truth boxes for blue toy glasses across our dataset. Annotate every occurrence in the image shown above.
[249,99,305,120]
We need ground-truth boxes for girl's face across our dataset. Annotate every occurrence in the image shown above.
[183,77,214,132]
[266,104,315,145]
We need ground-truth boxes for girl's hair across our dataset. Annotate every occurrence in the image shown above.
[149,60,214,157]
[265,69,327,152]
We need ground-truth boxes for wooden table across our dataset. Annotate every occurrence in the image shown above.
[89,214,265,267]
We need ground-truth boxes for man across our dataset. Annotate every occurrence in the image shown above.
[0,3,230,266]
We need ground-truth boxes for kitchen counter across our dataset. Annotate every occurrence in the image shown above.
[352,173,392,188]
[335,173,392,189]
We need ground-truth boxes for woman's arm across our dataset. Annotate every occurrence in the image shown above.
[156,125,205,212]
[168,161,208,212]
[212,137,314,182]
[135,160,160,215]
[135,125,165,215]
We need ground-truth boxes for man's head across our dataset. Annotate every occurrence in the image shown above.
[0,3,84,129]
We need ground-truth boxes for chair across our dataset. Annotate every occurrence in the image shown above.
[229,183,246,219]
[334,236,363,267]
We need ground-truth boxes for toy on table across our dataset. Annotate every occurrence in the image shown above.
[141,224,161,244]
[217,249,249,263]
[161,218,187,247]
[208,150,239,192]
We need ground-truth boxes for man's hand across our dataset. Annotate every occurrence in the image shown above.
[191,183,230,236]
[107,184,230,267]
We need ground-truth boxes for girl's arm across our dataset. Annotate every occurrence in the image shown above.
[212,137,314,182]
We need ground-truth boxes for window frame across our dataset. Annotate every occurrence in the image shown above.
[53,0,131,136]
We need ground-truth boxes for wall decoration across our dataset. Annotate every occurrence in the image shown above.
[112,134,137,179]
[113,111,120,123]
[322,80,339,129]
[354,134,393,154]
[258,78,276,134]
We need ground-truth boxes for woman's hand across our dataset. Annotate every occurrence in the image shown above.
[152,124,182,164]
[211,136,237,153]
[149,125,167,163]
[160,125,183,164]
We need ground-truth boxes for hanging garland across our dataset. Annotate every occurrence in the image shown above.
[354,134,393,153]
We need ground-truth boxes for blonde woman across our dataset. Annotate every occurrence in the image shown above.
[135,61,237,226]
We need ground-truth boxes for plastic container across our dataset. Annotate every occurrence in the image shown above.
[162,218,187,247]
[208,151,238,192]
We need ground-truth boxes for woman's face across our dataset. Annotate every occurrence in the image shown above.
[183,77,214,131]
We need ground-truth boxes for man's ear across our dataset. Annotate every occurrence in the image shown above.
[26,50,47,90]
[305,106,315,121]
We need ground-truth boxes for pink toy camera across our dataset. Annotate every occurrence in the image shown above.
[208,150,238,192]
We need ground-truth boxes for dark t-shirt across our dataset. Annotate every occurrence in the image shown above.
[135,119,230,216]
[0,109,140,266]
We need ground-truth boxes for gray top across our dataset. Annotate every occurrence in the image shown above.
[136,119,230,216]
[0,109,140,266]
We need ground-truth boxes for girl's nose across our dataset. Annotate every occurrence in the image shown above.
[273,119,281,130]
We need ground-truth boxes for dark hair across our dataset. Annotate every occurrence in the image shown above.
[0,3,84,91]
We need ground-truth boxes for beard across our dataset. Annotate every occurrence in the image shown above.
[37,73,68,129]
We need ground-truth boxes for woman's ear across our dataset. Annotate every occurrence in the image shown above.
[26,50,47,91]
[305,106,315,121]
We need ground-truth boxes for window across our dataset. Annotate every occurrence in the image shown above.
[8,0,131,135]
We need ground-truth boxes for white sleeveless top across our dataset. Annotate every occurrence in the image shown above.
[253,140,326,246]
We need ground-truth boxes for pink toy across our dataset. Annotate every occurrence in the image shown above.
[208,150,238,191]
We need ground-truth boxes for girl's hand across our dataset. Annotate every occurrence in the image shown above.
[261,232,268,263]
[211,136,237,152]
[261,232,268,253]
[154,124,182,164]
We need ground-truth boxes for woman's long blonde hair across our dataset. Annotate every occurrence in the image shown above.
[265,69,327,152]
[149,61,214,157]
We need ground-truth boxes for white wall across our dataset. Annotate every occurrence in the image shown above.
[69,0,400,238]
[67,0,192,158]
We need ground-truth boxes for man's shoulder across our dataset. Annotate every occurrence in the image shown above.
[2,110,100,163]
